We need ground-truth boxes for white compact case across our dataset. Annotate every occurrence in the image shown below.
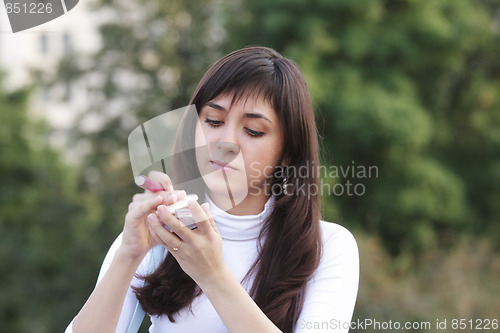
[161,194,199,231]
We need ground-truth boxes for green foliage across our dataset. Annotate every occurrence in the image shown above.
[352,231,500,332]
[0,76,103,332]
[224,0,500,253]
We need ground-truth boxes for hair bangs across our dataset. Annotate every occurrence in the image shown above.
[192,47,286,116]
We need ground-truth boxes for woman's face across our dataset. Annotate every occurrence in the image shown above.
[194,94,284,213]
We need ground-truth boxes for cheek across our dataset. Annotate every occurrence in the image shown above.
[243,138,284,178]
[246,161,275,182]
[195,121,210,169]
[194,121,206,147]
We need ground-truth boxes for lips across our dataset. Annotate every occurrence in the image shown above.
[211,160,238,171]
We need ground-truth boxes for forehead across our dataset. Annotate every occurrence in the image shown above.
[205,93,278,120]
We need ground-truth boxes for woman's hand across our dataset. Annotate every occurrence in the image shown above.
[147,199,227,288]
[119,171,186,262]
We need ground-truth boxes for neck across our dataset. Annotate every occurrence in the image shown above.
[207,191,270,215]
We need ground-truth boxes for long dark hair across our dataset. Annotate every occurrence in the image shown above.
[133,46,322,332]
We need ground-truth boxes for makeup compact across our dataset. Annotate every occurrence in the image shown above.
[135,175,199,231]
[166,195,199,231]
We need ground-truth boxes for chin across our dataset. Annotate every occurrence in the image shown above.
[202,174,248,203]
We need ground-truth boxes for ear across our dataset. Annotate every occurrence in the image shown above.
[280,154,291,167]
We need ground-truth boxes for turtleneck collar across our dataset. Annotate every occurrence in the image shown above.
[206,194,275,241]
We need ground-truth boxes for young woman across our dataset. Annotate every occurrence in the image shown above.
[66,47,359,333]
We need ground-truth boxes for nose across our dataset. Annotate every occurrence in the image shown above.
[210,126,240,161]
[215,141,240,155]
[209,141,240,166]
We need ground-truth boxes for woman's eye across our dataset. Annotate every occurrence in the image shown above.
[245,128,265,137]
[204,118,264,137]
[205,118,222,127]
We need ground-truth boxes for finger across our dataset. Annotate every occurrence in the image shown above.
[156,190,186,205]
[128,195,163,220]
[147,213,183,252]
[160,190,186,204]
[144,215,162,246]
[148,171,174,192]
[201,202,218,234]
[156,205,194,242]
[174,190,187,201]
[188,200,212,234]
[156,190,183,206]
[133,190,186,204]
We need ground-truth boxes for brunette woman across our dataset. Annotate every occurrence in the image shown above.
[66,46,359,333]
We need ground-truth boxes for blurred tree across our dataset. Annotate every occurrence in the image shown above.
[223,0,500,254]
[0,75,102,332]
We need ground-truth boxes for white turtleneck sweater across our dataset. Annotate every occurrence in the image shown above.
[66,196,359,332]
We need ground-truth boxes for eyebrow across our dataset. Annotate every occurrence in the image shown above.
[205,102,273,124]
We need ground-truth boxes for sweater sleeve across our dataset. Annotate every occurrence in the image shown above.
[64,233,155,333]
[295,222,359,333]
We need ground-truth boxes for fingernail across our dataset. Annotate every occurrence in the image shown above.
[188,200,196,208]
[147,213,156,222]
[171,192,178,202]
[157,205,166,214]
